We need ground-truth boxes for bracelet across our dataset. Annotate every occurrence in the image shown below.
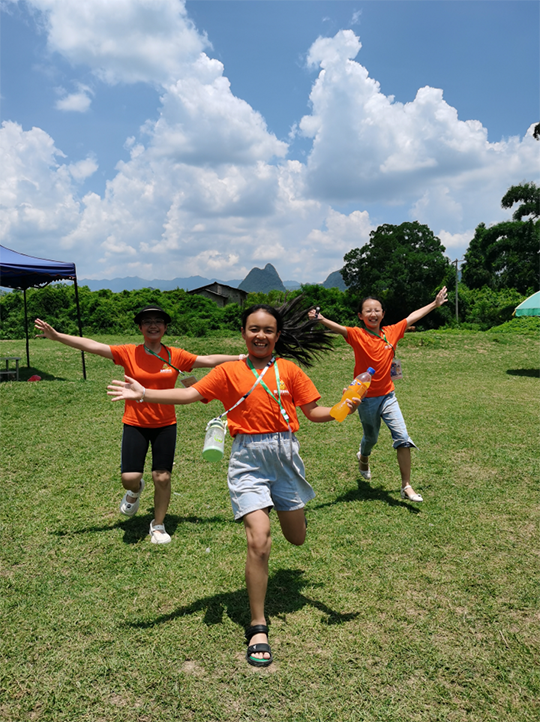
[136,387,146,403]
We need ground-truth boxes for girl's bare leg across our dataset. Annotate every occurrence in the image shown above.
[276,508,307,546]
[243,509,272,661]
[121,472,143,499]
[359,454,370,473]
[152,469,171,525]
[396,446,420,498]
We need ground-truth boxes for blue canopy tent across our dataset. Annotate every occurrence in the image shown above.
[0,245,86,379]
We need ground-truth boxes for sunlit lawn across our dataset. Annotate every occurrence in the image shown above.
[0,329,538,721]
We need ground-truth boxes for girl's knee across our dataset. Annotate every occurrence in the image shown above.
[285,530,306,547]
[247,532,271,559]
[152,470,171,486]
[121,472,142,488]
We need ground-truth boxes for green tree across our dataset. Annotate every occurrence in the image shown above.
[501,181,540,221]
[462,182,540,293]
[341,221,450,326]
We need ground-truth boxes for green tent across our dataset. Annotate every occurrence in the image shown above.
[514,291,540,317]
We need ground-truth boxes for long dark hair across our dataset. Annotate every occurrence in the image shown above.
[241,295,334,367]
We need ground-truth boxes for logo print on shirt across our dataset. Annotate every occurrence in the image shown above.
[273,380,290,396]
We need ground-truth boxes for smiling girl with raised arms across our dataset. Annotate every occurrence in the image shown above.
[309,288,448,502]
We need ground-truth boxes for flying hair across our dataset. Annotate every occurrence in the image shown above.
[241,295,335,367]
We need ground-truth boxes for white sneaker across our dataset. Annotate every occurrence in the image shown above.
[149,519,172,544]
[119,479,145,517]
[356,452,371,480]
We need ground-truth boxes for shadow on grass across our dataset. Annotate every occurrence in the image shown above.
[126,568,359,630]
[0,365,67,382]
[506,368,540,378]
[53,512,230,544]
[313,478,421,514]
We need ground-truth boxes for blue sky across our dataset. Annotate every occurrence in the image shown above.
[1,0,538,283]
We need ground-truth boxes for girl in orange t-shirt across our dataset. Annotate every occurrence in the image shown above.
[309,288,448,502]
[35,305,242,544]
[108,301,360,668]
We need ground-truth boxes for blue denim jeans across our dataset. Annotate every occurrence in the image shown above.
[357,392,417,457]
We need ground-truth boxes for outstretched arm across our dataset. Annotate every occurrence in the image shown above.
[300,397,360,423]
[405,287,448,328]
[307,308,348,339]
[35,318,114,360]
[108,375,204,405]
[193,353,246,369]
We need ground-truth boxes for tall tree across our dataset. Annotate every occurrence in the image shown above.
[462,182,540,293]
[341,221,449,325]
[501,181,540,221]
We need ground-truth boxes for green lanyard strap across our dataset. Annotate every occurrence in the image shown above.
[247,358,291,428]
[363,328,396,358]
[143,344,187,375]
[216,357,275,421]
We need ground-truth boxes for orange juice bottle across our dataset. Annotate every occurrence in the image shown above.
[330,367,375,422]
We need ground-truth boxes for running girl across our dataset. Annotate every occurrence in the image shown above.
[108,302,360,667]
[35,305,242,544]
[309,288,448,502]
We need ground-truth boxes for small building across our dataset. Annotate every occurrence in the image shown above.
[188,282,248,307]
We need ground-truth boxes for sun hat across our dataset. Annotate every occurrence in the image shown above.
[134,305,172,325]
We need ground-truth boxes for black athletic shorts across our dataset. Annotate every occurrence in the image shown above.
[121,423,177,474]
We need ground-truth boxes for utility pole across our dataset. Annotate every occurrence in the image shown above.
[454,259,464,323]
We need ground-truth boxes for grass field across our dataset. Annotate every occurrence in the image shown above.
[0,329,538,722]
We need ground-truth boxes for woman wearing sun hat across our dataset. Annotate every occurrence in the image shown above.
[35,304,243,543]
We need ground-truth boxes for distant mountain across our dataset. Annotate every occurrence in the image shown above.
[238,263,286,293]
[78,266,346,294]
[283,280,302,290]
[321,270,347,291]
[79,276,241,292]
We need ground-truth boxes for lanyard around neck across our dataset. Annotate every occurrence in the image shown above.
[216,356,275,421]
[247,357,291,427]
[143,343,186,375]
[363,327,395,358]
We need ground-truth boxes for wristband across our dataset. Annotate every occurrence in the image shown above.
[136,387,146,403]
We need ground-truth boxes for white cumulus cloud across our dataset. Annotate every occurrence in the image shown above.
[0,121,82,254]
[300,30,539,237]
[26,0,208,85]
[2,8,538,284]
[55,86,93,112]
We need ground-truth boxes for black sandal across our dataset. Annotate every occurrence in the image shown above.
[245,624,273,668]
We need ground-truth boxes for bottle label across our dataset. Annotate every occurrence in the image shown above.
[390,358,403,380]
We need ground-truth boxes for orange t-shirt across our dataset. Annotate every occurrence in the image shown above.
[110,344,197,428]
[346,319,408,397]
[192,358,320,437]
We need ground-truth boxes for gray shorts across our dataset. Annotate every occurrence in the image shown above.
[227,432,316,521]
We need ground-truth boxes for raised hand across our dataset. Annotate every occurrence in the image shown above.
[435,286,449,307]
[107,375,145,402]
[34,318,59,340]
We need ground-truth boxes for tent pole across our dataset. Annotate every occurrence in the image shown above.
[23,288,30,368]
[73,275,87,380]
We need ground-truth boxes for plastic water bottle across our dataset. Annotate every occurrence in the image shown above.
[202,418,227,462]
[330,367,376,423]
